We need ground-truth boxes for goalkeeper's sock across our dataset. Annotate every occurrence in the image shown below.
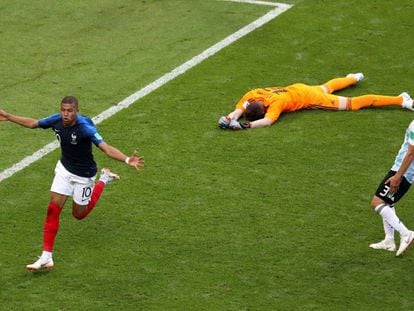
[72,181,105,220]
[322,76,356,94]
[43,203,63,252]
[350,95,402,110]
[375,203,409,236]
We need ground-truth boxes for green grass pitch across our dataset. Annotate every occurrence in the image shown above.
[1,0,414,310]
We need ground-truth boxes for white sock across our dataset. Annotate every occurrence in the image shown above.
[383,219,395,241]
[41,251,52,261]
[383,205,395,240]
[375,204,409,236]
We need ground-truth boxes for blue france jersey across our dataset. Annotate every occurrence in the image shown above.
[38,114,104,177]
[391,120,414,184]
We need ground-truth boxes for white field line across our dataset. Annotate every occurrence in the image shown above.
[0,1,293,183]
[223,0,291,8]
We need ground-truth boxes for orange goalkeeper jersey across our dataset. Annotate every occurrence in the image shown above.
[235,83,339,123]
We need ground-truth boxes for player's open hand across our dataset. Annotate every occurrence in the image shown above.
[0,109,9,121]
[128,150,144,170]
[385,174,401,195]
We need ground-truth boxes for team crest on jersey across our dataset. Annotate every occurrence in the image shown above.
[71,132,78,145]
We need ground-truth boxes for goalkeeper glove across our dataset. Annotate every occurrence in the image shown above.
[218,116,231,129]
[229,120,251,130]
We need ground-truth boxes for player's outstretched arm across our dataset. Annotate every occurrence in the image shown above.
[98,142,144,170]
[229,117,273,130]
[228,108,243,121]
[0,109,39,128]
[249,118,273,128]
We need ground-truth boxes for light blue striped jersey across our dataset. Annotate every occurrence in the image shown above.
[391,120,414,184]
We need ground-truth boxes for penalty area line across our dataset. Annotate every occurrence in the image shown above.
[0,1,293,183]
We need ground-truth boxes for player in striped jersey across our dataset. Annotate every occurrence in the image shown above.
[370,121,414,256]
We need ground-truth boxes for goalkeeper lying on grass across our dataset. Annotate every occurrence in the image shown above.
[219,73,413,130]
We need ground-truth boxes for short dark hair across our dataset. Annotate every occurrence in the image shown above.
[61,96,78,107]
[244,101,265,121]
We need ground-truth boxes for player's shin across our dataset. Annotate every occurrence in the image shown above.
[43,203,63,252]
[87,181,105,212]
[375,203,409,235]
[382,205,395,240]
[350,95,402,110]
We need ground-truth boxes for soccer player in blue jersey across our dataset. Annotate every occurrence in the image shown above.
[0,96,144,270]
[370,121,414,256]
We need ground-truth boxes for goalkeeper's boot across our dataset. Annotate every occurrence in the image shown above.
[346,72,364,83]
[396,230,414,256]
[400,92,414,111]
[369,239,396,252]
[26,257,54,271]
[99,168,120,185]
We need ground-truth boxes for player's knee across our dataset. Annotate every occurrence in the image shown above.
[72,211,86,220]
[370,196,384,209]
[320,85,330,94]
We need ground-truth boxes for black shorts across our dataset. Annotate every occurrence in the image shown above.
[375,170,411,204]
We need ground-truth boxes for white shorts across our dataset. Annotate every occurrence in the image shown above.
[50,161,96,205]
